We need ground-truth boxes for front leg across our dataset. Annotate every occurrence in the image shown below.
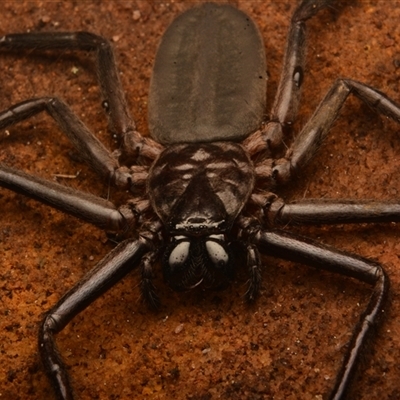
[39,238,150,400]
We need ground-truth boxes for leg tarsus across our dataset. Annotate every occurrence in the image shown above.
[39,316,75,400]
[329,268,388,400]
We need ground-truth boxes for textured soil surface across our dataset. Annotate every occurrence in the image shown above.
[1,1,400,400]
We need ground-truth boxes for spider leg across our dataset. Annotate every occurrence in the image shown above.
[245,0,334,156]
[265,197,400,225]
[39,237,151,400]
[252,228,388,400]
[0,163,136,231]
[0,97,131,183]
[0,32,163,162]
[272,79,400,183]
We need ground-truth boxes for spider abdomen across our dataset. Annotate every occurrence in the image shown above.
[148,3,266,145]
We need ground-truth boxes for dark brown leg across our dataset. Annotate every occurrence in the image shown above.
[245,0,335,156]
[0,97,121,181]
[0,32,162,162]
[39,238,150,400]
[0,163,136,230]
[266,198,400,225]
[253,228,388,400]
[0,32,132,134]
[272,79,400,183]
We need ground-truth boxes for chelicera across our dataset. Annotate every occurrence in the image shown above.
[1,1,400,399]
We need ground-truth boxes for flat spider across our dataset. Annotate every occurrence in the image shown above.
[1,1,400,399]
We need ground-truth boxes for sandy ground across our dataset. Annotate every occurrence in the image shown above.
[0,1,400,399]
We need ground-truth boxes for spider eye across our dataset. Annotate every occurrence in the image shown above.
[205,238,229,268]
[168,240,190,268]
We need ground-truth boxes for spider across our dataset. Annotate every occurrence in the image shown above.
[1,0,400,399]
